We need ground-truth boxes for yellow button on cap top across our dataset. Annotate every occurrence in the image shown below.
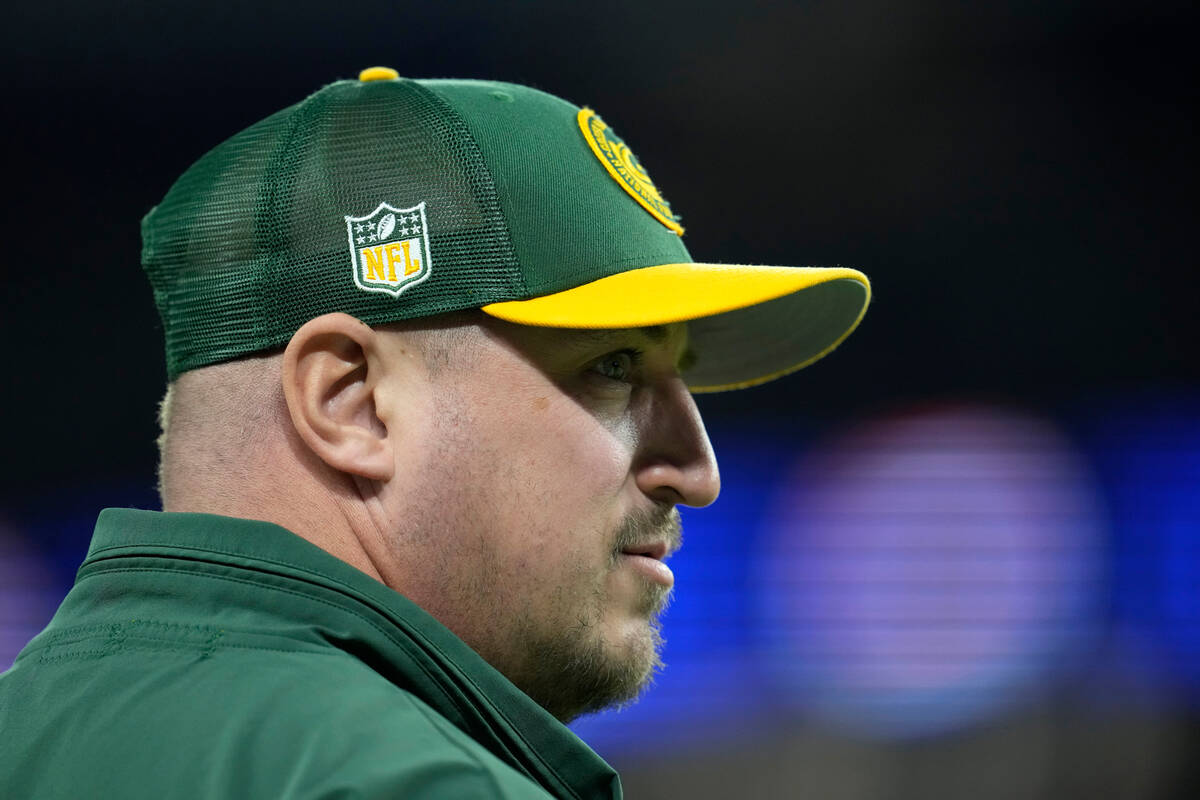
[359,66,399,82]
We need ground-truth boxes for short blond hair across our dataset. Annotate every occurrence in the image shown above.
[154,312,483,509]
[155,352,286,510]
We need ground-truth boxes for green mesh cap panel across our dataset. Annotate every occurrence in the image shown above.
[143,78,525,379]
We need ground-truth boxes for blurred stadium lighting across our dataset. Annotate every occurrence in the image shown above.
[756,404,1107,738]
[1092,400,1200,700]
[0,523,61,672]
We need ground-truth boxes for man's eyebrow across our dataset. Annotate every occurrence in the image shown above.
[569,325,696,371]
[569,325,668,345]
[638,325,669,343]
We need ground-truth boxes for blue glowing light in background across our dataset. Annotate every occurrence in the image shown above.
[0,522,61,668]
[753,405,1106,738]
[1093,400,1200,696]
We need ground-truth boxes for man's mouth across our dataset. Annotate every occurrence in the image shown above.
[619,542,675,587]
[620,541,670,561]
[612,507,681,587]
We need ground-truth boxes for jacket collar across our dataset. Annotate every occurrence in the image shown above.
[83,508,621,800]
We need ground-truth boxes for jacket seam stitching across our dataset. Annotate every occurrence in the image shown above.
[72,557,577,797]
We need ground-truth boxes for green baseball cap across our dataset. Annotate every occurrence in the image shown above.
[143,67,870,390]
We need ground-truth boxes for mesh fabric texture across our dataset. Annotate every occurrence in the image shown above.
[143,78,523,379]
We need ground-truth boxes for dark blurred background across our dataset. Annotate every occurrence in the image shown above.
[2,1,1197,797]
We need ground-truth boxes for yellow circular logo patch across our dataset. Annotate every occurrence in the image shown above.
[577,108,684,235]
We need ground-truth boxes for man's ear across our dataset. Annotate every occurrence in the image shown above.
[281,313,394,481]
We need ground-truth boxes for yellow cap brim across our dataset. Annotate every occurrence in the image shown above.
[481,263,871,392]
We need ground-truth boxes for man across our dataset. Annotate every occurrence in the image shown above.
[0,68,869,798]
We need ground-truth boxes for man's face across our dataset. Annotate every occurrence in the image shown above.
[376,316,720,721]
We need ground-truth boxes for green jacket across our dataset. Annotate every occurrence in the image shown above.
[0,509,622,799]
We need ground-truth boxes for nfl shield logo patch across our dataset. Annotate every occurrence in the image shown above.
[344,201,432,297]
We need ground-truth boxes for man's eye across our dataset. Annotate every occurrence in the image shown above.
[591,349,642,382]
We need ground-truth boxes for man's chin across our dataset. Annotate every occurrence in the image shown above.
[517,616,666,723]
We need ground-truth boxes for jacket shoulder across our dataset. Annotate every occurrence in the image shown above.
[1,642,553,799]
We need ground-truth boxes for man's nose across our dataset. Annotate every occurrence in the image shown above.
[633,377,721,508]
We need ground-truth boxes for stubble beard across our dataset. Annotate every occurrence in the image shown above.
[510,507,682,723]
[412,383,682,722]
